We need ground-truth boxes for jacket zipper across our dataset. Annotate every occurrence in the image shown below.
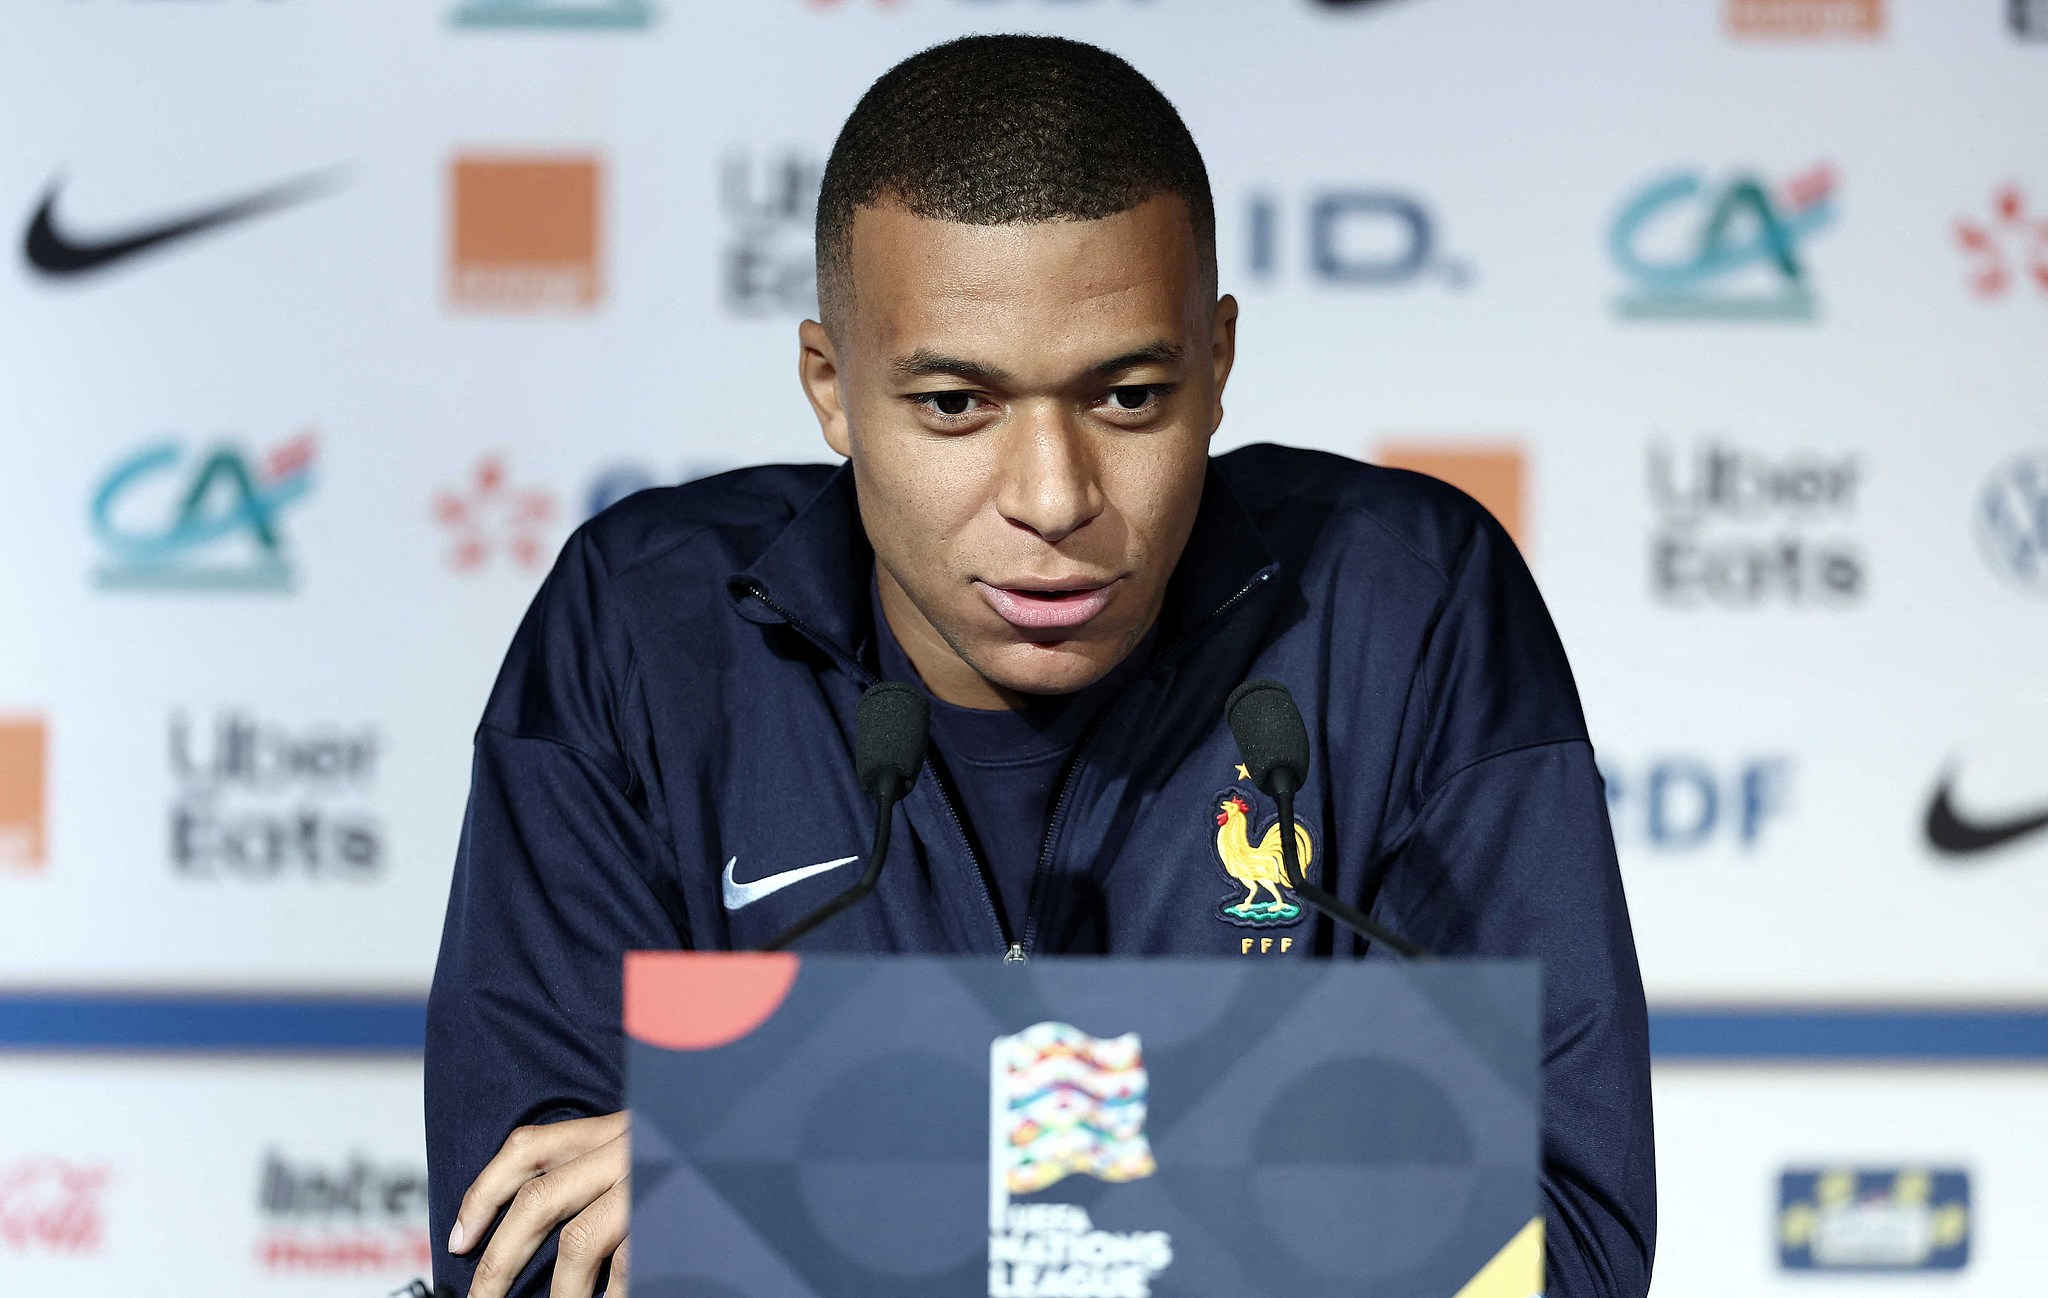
[744,582,1014,957]
[1017,567,1277,958]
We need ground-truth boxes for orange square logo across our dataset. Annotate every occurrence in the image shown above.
[1371,440,1529,554]
[448,154,603,311]
[1728,0,1883,38]
[0,717,48,871]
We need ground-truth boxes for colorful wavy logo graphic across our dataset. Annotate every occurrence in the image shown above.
[993,1022,1156,1197]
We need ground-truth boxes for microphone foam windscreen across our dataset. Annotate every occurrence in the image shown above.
[855,681,931,797]
[1225,678,1311,794]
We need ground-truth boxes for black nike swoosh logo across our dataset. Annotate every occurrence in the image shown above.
[1925,772,2048,857]
[24,170,341,277]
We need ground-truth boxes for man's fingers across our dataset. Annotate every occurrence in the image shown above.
[452,1112,628,1254]
[466,1139,625,1298]
[548,1176,629,1298]
[611,1234,631,1298]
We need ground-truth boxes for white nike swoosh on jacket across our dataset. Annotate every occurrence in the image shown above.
[721,855,860,910]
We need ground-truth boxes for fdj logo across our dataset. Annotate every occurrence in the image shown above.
[91,432,316,593]
[1611,165,1837,321]
[1246,191,1468,288]
[1603,758,1790,852]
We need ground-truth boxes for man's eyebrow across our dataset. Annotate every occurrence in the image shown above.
[890,340,1186,388]
[891,350,1015,387]
[1086,341,1185,377]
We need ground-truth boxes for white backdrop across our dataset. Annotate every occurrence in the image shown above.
[1,0,2045,1293]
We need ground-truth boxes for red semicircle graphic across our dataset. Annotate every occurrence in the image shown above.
[623,951,800,1051]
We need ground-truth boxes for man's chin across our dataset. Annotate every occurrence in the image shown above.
[975,636,1129,698]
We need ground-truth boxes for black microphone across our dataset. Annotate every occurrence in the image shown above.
[1224,678,1431,960]
[760,681,929,951]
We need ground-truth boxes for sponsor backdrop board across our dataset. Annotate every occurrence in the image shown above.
[1,0,2045,1295]
[0,0,2044,1001]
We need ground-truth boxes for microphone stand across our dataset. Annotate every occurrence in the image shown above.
[1271,768,1430,961]
[760,770,903,952]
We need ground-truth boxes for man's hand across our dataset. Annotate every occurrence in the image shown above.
[449,1111,630,1298]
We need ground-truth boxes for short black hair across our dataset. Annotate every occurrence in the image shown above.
[815,34,1216,334]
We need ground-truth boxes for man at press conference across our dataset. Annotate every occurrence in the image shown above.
[425,33,1654,1298]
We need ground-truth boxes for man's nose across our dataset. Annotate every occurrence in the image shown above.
[994,409,1105,546]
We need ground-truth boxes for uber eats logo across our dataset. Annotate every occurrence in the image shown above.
[1649,438,1863,607]
[169,713,383,880]
[722,150,821,316]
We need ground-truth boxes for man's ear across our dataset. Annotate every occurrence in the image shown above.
[798,319,852,459]
[1208,293,1239,439]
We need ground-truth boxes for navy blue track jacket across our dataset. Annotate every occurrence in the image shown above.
[426,444,1656,1297]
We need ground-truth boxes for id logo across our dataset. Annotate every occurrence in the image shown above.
[1611,164,1837,321]
[90,432,316,593]
[1247,190,1469,290]
[1779,1168,1969,1272]
[988,1023,1170,1298]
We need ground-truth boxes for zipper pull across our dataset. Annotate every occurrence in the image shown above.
[1004,943,1028,964]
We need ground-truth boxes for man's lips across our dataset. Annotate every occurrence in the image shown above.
[975,578,1120,633]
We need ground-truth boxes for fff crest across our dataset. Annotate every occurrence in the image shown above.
[1210,785,1316,928]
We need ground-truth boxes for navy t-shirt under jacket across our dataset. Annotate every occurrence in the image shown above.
[425,444,1658,1298]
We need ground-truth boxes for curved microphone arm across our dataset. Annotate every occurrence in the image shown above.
[760,769,903,953]
[1271,768,1431,961]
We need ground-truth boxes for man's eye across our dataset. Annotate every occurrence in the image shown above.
[1105,385,1163,412]
[916,392,980,417]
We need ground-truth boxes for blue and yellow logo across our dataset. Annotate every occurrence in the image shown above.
[91,433,316,593]
[1779,1167,1970,1272]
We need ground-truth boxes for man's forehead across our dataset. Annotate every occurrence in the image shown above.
[845,197,1202,368]
[848,197,1195,294]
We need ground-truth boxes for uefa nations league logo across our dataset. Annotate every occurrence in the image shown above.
[989,1023,1171,1298]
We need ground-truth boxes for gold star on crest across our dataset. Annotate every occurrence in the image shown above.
[1234,763,1251,781]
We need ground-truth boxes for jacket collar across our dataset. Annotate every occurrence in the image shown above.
[728,460,1280,669]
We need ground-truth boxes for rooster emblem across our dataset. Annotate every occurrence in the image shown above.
[1213,789,1315,927]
